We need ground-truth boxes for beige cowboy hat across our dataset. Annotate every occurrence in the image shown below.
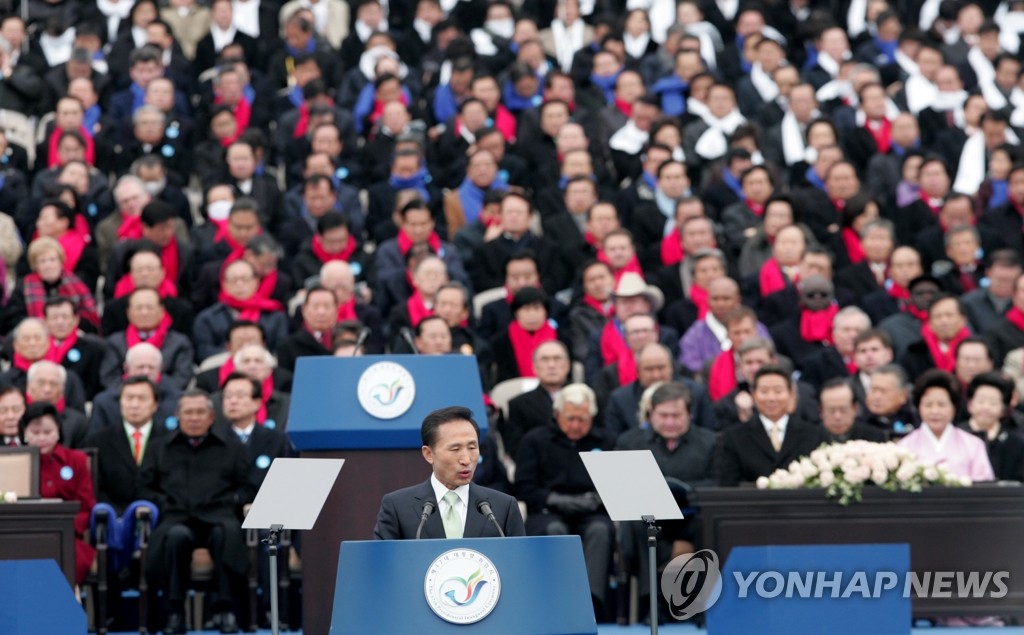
[613,272,664,312]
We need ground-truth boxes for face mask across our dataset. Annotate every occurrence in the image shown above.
[142,178,166,196]
[207,199,232,222]
[485,19,515,40]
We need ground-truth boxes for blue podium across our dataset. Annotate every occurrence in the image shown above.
[0,559,87,634]
[330,537,598,635]
[287,356,487,635]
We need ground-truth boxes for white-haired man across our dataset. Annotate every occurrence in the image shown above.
[89,343,182,431]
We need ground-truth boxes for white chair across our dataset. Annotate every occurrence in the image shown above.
[0,109,35,168]
[34,111,55,146]
[196,351,231,372]
[489,377,539,421]
[472,286,507,321]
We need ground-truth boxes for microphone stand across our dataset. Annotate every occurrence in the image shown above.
[263,524,284,635]
[642,515,660,635]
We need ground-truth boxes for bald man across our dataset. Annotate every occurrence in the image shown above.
[678,277,771,373]
[317,260,385,354]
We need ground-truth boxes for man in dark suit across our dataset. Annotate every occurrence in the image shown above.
[373,406,525,540]
[218,372,296,488]
[275,286,337,373]
[819,379,886,443]
[503,340,571,458]
[84,376,167,513]
[89,343,182,433]
[141,390,253,634]
[717,366,828,486]
[43,297,107,401]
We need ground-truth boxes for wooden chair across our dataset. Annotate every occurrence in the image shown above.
[0,445,40,498]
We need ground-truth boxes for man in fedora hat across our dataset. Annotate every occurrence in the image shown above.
[583,272,679,384]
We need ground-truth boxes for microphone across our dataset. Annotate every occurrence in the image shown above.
[476,500,505,537]
[352,326,371,352]
[416,500,436,540]
[400,327,419,354]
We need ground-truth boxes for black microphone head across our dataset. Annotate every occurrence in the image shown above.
[476,499,492,514]
[423,500,436,515]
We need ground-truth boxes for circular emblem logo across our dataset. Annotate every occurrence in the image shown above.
[67,348,81,362]
[256,455,271,469]
[424,549,501,624]
[357,361,416,419]
[60,466,74,481]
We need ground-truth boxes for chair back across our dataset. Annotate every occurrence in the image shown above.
[0,446,40,498]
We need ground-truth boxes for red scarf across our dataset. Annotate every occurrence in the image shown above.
[13,352,38,372]
[256,269,278,302]
[493,105,517,142]
[213,221,253,266]
[47,126,95,168]
[660,229,684,266]
[218,290,283,321]
[799,304,839,344]
[49,330,80,364]
[406,290,433,328]
[217,356,237,387]
[600,321,636,386]
[841,227,865,265]
[614,98,633,118]
[845,356,858,375]
[1006,307,1024,331]
[905,303,929,321]
[56,231,87,274]
[508,321,557,377]
[831,198,847,211]
[113,274,178,299]
[26,392,65,413]
[920,323,970,372]
[691,284,709,319]
[707,351,737,401]
[582,295,614,318]
[746,199,765,217]
[125,312,173,350]
[162,237,180,284]
[337,298,358,321]
[397,229,442,257]
[923,196,943,217]
[597,250,643,283]
[887,279,910,301]
[117,214,143,241]
[214,95,251,147]
[311,233,357,263]
[305,322,333,350]
[759,258,789,297]
[256,374,274,423]
[865,117,892,154]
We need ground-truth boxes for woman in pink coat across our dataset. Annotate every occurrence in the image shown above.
[899,369,995,481]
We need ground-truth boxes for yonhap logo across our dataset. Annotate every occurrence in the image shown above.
[661,549,724,619]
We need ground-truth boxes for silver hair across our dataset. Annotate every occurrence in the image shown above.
[27,360,67,387]
[233,344,277,368]
[553,383,597,416]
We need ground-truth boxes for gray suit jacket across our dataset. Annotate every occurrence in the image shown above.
[373,479,525,540]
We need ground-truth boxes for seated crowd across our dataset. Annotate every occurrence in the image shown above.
[4,0,1024,628]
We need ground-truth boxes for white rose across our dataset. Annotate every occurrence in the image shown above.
[756,476,770,490]
[895,464,916,482]
[883,453,899,470]
[871,469,888,485]
[3,491,16,503]
[819,470,835,487]
[923,467,939,481]
[959,475,973,487]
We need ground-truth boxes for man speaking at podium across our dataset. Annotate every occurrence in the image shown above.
[373,406,526,539]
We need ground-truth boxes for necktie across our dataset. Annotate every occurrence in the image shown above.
[7,439,17,447]
[666,438,678,451]
[442,490,463,539]
[132,430,143,465]
[238,432,249,444]
[769,422,782,452]
[190,437,202,448]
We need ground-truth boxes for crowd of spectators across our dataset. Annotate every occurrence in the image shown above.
[5,0,1024,628]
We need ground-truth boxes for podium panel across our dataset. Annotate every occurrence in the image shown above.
[288,356,487,451]
[0,559,87,634]
[330,536,597,635]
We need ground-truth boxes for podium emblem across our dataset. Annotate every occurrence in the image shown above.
[357,361,417,419]
[424,549,502,624]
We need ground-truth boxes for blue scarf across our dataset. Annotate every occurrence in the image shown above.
[803,42,819,70]
[589,72,619,104]
[990,179,1009,209]
[433,83,459,124]
[641,171,657,191]
[458,174,508,224]
[243,85,256,104]
[722,168,743,199]
[736,37,751,73]
[130,82,146,112]
[83,105,101,132]
[288,85,304,108]
[502,79,541,112]
[390,167,431,201]
[286,37,317,58]
[651,74,688,117]
[805,166,827,191]
[654,188,677,221]
[874,37,898,64]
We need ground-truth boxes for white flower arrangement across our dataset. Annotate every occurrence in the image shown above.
[756,440,971,506]
[1,491,17,504]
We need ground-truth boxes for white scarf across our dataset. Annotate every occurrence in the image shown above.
[694,110,746,160]
[608,119,649,154]
[550,19,585,73]
[686,23,721,70]
[995,5,1024,54]
[749,63,779,103]
[438,59,451,86]
[815,79,853,104]
[687,97,711,121]
[470,28,499,56]
[355,19,383,43]
[40,28,75,67]
[96,0,133,43]
[780,110,807,166]
[718,0,739,20]
[624,32,650,60]
[847,0,868,37]
[232,0,261,38]
[631,0,677,44]
[815,51,842,78]
[211,24,237,52]
[706,312,730,348]
[413,18,432,44]
[358,46,408,81]
[905,74,938,115]
[967,45,996,86]
[931,89,968,112]
[979,77,1013,111]
[131,25,147,49]
[458,121,476,144]
[918,0,942,30]
[894,49,919,77]
[953,128,1021,194]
